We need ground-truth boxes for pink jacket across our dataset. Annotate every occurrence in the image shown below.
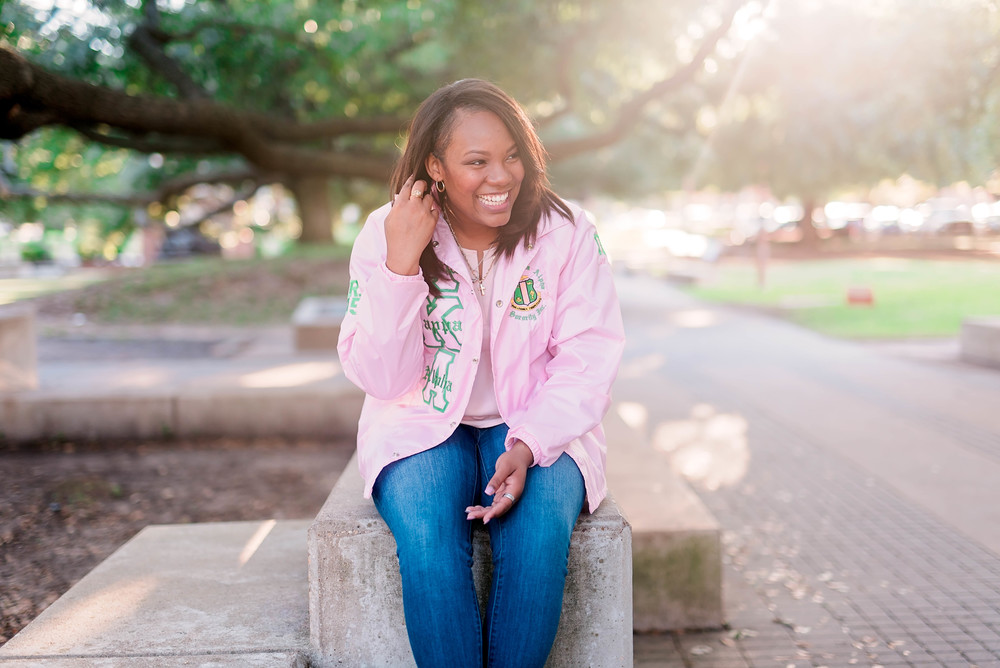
[337,200,625,512]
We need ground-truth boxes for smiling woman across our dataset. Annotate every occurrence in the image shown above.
[336,79,625,667]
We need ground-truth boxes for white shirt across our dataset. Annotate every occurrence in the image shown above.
[459,245,503,428]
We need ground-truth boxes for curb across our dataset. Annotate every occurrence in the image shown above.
[1,383,364,443]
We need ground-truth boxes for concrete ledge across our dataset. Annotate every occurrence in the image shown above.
[308,453,633,668]
[960,316,1000,368]
[2,394,176,441]
[292,297,347,352]
[0,304,38,392]
[0,521,312,667]
[0,379,364,442]
[175,387,364,439]
[0,654,307,667]
[605,410,724,631]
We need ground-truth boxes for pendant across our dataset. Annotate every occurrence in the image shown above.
[478,280,486,296]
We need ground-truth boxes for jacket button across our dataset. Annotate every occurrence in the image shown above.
[527,243,534,250]
[495,300,502,307]
[472,357,479,363]
[432,240,439,247]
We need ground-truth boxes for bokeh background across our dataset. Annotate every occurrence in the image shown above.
[2,0,999,336]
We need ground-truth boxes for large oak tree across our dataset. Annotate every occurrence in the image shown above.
[701,0,1000,245]
[1,0,747,244]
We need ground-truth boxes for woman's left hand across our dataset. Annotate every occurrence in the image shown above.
[466,440,534,524]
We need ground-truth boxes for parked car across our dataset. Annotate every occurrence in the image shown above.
[159,227,221,259]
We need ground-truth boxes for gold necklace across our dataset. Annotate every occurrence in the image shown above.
[443,215,496,296]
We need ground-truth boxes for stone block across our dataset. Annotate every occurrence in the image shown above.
[0,521,311,665]
[175,385,363,439]
[0,304,38,392]
[631,531,722,631]
[0,654,307,667]
[308,453,633,668]
[960,317,1000,368]
[604,407,724,631]
[0,393,175,442]
[292,297,347,352]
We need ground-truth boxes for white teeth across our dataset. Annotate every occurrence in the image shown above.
[479,192,508,206]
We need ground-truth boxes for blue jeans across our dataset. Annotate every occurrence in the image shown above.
[372,423,585,668]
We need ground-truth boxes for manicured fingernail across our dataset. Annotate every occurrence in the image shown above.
[485,486,495,495]
[483,518,490,524]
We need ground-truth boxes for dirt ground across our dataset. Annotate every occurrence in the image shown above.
[0,436,354,645]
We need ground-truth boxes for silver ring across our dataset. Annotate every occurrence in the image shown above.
[503,493,516,503]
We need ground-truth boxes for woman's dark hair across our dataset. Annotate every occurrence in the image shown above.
[390,79,572,296]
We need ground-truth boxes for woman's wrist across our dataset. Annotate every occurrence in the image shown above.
[385,254,420,276]
[509,440,534,468]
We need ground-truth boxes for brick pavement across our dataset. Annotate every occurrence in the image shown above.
[624,274,1000,668]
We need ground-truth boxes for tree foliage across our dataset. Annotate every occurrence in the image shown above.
[4,0,994,252]
[0,0,745,245]
[701,0,1000,236]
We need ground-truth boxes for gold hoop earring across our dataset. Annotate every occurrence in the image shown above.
[434,180,446,193]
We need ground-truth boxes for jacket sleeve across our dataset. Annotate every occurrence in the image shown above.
[505,212,625,466]
[337,207,430,400]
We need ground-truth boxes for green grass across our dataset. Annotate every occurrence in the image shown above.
[14,249,998,337]
[15,244,352,326]
[685,258,1000,339]
[0,271,110,305]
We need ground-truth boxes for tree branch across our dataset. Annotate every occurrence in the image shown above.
[154,168,260,202]
[642,116,691,137]
[180,181,262,229]
[127,0,210,100]
[0,168,153,206]
[535,26,595,131]
[545,2,743,162]
[0,165,260,209]
[72,124,229,155]
[0,47,398,179]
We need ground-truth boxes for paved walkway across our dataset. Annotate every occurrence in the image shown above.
[17,272,1000,667]
[614,273,1000,668]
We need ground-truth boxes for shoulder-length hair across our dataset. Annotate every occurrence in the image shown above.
[390,79,572,296]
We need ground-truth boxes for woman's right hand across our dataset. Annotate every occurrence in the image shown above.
[384,174,439,276]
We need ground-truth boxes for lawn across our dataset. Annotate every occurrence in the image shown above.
[685,257,1000,339]
[13,244,352,326]
[9,249,999,338]
[0,271,110,306]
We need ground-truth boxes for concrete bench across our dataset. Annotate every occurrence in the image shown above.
[308,453,633,668]
[0,520,313,667]
[292,297,347,352]
[960,316,1000,368]
[604,387,724,632]
[0,303,38,392]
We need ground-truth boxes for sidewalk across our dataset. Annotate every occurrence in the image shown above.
[3,323,363,442]
[7,273,1000,667]
[615,273,1000,667]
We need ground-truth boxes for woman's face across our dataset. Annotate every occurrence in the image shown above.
[426,108,525,244]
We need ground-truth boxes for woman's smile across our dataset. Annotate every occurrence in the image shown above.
[477,191,511,211]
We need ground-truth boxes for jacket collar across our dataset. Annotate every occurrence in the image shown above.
[430,204,573,296]
[431,215,474,284]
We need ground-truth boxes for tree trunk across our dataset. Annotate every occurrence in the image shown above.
[290,176,334,244]
[755,226,770,288]
[798,197,822,248]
